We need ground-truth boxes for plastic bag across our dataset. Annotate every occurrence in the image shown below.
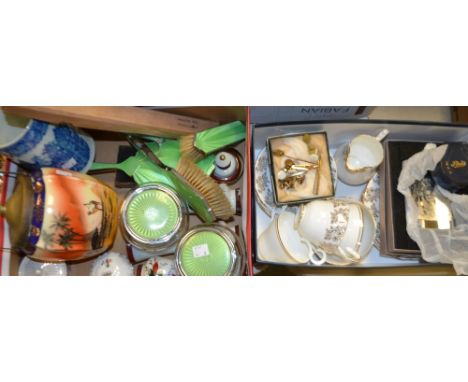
[397,143,468,274]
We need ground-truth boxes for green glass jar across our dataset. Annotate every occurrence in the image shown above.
[176,224,245,276]
[121,184,188,253]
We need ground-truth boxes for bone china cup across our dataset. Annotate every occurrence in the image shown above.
[258,210,325,265]
[295,199,376,265]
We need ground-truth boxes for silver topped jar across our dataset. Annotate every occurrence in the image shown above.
[121,184,188,253]
[176,224,245,276]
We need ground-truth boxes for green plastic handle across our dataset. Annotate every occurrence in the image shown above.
[90,162,124,171]
[194,120,246,154]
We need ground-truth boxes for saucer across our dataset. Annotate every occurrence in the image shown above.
[254,147,275,217]
[255,147,338,217]
[277,211,311,264]
[18,257,68,276]
[361,172,380,249]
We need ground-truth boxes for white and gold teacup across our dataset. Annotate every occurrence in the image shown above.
[258,210,327,266]
[295,199,376,265]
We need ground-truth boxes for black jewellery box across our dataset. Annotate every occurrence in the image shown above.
[267,132,335,205]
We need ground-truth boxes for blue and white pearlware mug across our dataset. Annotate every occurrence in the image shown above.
[0,111,95,172]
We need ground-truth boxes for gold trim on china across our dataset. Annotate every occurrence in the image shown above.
[353,204,364,253]
[274,215,297,262]
[343,144,374,173]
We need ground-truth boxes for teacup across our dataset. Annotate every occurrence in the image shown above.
[258,210,326,266]
[295,199,376,265]
[0,111,95,172]
[334,129,388,185]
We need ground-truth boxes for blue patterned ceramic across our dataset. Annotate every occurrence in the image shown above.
[0,112,95,172]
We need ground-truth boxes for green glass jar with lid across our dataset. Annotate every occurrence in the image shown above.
[176,224,245,276]
[121,184,188,253]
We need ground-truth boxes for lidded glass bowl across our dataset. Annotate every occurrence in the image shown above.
[121,184,188,252]
[176,224,245,276]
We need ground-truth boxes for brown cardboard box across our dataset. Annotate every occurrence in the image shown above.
[3,107,251,276]
[1,106,219,138]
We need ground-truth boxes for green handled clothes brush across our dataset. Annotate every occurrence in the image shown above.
[91,139,214,173]
[91,149,213,190]
[180,120,246,162]
[91,145,215,181]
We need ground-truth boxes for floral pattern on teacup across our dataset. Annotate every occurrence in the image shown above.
[320,200,350,250]
[361,173,380,248]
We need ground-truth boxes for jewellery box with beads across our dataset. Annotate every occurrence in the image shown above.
[267,132,335,205]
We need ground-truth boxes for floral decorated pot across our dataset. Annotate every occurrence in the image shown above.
[22,168,119,262]
[90,252,134,276]
[136,255,177,276]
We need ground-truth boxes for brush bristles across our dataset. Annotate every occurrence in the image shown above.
[179,134,205,162]
[176,157,234,220]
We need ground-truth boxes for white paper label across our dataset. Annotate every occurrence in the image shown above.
[192,244,209,258]
[55,169,72,176]
[62,157,78,170]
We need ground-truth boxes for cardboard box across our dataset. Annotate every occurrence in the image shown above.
[250,106,372,125]
[1,107,253,276]
[250,118,466,274]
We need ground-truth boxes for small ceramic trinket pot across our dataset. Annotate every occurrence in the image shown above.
[120,184,188,252]
[176,224,245,276]
[135,255,177,276]
[91,251,134,276]
[211,149,243,184]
